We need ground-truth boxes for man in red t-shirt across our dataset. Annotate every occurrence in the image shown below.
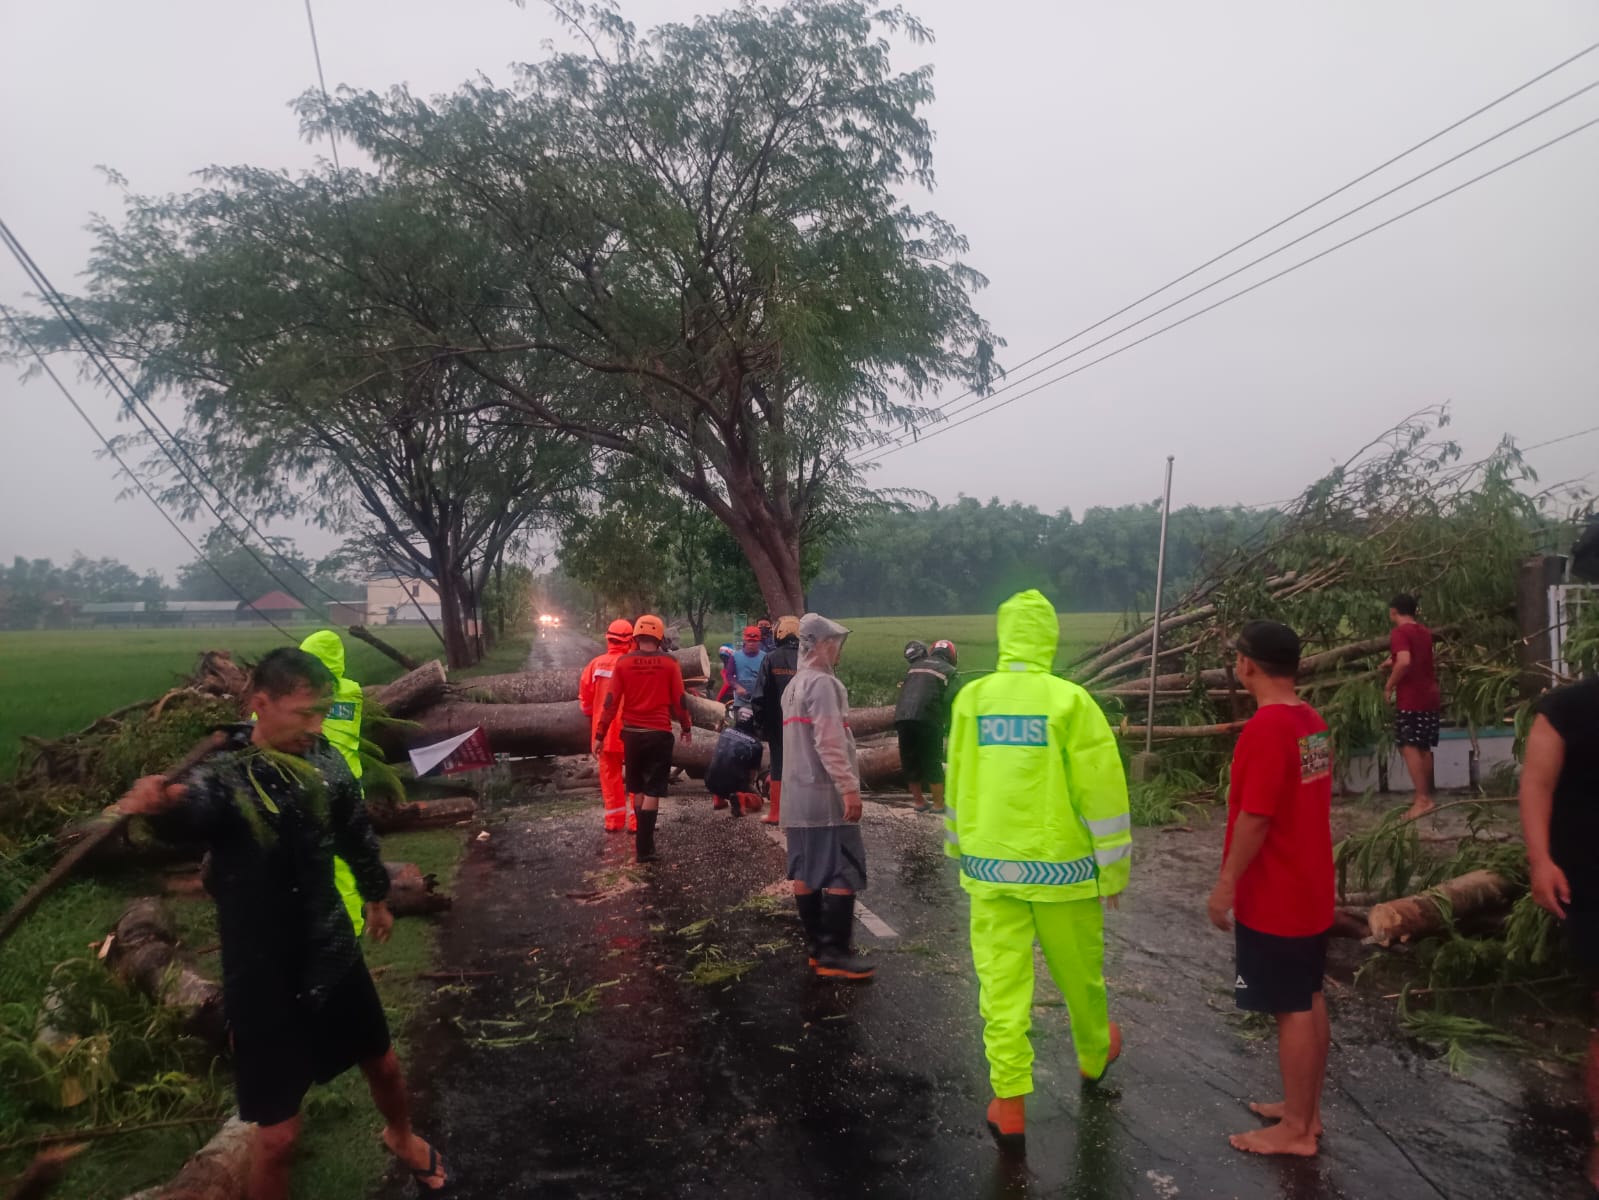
[1208,619,1334,1159]
[594,614,693,863]
[1383,593,1441,818]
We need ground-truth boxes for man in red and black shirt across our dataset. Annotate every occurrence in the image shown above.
[594,614,693,862]
[1208,620,1334,1159]
[1384,593,1441,818]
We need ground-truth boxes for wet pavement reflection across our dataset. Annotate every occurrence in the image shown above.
[380,784,1589,1199]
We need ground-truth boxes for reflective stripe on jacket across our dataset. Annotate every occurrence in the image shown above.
[944,590,1132,902]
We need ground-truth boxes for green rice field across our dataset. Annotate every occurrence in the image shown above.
[0,626,507,778]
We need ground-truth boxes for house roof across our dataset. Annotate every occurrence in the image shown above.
[164,600,241,613]
[81,601,148,614]
[249,591,308,611]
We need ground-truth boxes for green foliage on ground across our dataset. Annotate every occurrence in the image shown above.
[0,626,446,779]
[0,827,464,1199]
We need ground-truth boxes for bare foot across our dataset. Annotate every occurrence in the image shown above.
[382,1128,447,1190]
[1403,797,1436,820]
[1229,1120,1319,1157]
[1248,1100,1323,1138]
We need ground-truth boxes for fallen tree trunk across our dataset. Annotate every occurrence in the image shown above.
[106,899,225,1048]
[847,707,896,739]
[348,625,421,671]
[454,648,713,707]
[122,1117,251,1200]
[412,695,727,760]
[366,660,448,718]
[1367,870,1519,947]
[367,797,477,833]
[1113,720,1249,740]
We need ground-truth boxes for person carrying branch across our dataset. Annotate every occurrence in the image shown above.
[1208,620,1334,1159]
[1519,670,1599,1192]
[116,647,447,1198]
[594,614,694,862]
[944,590,1130,1150]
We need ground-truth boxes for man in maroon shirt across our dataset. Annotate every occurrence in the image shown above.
[1384,594,1441,818]
[1208,620,1334,1158]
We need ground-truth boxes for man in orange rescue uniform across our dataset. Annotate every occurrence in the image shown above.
[580,619,636,833]
[594,615,694,862]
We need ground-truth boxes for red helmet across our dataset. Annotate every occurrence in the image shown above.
[606,618,634,644]
[931,639,957,665]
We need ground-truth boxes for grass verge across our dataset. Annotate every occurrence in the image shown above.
[0,827,465,1199]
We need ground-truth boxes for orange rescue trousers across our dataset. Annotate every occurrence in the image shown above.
[598,751,633,831]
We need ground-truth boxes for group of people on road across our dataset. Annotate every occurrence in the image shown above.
[102,579,1599,1193]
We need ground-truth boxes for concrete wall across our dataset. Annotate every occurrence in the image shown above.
[1338,727,1517,795]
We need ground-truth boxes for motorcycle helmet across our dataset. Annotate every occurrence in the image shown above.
[903,639,928,663]
[931,639,958,666]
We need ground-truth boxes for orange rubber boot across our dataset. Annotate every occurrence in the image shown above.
[986,1096,1025,1151]
[1083,1020,1123,1082]
[761,780,782,825]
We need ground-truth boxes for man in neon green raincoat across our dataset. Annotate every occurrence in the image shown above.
[300,630,370,936]
[944,589,1132,1149]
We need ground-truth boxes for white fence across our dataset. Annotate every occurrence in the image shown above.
[1549,582,1598,679]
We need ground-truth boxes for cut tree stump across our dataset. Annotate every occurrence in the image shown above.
[366,660,448,718]
[121,1117,251,1200]
[386,862,451,917]
[1367,870,1519,946]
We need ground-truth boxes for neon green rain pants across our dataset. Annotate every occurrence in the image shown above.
[969,892,1111,1097]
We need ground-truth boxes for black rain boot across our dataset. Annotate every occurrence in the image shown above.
[814,893,874,981]
[794,890,822,967]
[635,807,659,863]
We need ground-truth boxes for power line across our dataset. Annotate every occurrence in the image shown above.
[1522,423,1599,453]
[0,217,346,610]
[1,303,296,638]
[301,0,345,175]
[864,75,1599,463]
[860,115,1599,464]
[860,38,1599,462]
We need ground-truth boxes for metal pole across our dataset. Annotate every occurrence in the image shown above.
[1144,456,1176,754]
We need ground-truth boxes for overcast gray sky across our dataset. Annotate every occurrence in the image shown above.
[3,0,1596,578]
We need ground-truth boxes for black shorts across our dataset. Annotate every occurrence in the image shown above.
[622,728,675,796]
[1563,873,1599,980]
[1234,921,1329,1014]
[767,735,785,782]
[1395,709,1440,749]
[895,720,944,785]
[233,964,391,1126]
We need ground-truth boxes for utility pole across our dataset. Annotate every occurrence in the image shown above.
[1131,456,1175,782]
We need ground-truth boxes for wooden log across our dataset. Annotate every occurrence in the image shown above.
[454,669,586,705]
[121,1116,252,1200]
[367,797,477,834]
[106,899,225,1048]
[348,625,421,671]
[367,660,448,717]
[847,707,897,738]
[1113,720,1249,740]
[1367,870,1519,947]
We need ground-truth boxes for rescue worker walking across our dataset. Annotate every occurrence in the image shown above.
[895,638,958,814]
[782,613,874,981]
[117,648,446,1196]
[594,615,693,863]
[944,590,1131,1150]
[751,615,800,825]
[299,630,368,936]
[580,619,636,833]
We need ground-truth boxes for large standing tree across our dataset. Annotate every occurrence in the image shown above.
[309,0,998,613]
[27,169,590,667]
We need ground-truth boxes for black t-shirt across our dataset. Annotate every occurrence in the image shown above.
[1541,679,1599,875]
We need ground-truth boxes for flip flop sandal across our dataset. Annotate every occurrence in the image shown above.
[392,1141,450,1195]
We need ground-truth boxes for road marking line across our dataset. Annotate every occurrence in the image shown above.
[758,822,899,941]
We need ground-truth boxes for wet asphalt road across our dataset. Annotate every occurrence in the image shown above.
[374,627,1591,1198]
[380,792,1589,1200]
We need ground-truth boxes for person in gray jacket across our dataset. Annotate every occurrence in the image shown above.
[781,613,874,981]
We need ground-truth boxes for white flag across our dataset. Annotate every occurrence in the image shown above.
[409,728,482,778]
